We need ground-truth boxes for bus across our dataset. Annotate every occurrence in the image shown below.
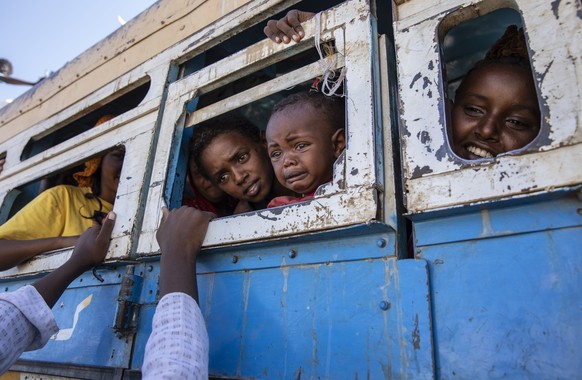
[0,0,580,378]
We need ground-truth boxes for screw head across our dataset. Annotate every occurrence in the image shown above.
[231,256,238,264]
[377,238,386,248]
[288,249,297,259]
[379,300,391,311]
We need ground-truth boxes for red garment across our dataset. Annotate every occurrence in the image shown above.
[267,191,316,208]
[183,172,237,216]
[183,189,219,215]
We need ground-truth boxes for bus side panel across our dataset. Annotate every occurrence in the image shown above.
[416,193,582,379]
[5,266,134,368]
[201,257,433,379]
[131,231,435,379]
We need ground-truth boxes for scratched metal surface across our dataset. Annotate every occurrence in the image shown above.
[415,191,582,378]
[2,265,132,368]
[130,228,435,379]
[394,0,582,213]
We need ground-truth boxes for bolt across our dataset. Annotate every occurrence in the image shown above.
[377,238,386,248]
[379,300,391,311]
[231,255,238,264]
[288,249,297,259]
[147,265,154,272]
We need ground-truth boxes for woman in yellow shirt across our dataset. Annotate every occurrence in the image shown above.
[0,116,125,271]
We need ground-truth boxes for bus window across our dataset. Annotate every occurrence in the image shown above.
[20,79,150,160]
[440,8,541,161]
[174,32,343,214]
[2,146,125,223]
[182,75,345,216]
[0,146,126,273]
[139,0,381,250]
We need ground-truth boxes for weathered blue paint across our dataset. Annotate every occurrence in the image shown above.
[127,228,435,379]
[10,265,135,368]
[416,191,582,379]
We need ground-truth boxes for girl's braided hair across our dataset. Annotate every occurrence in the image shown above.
[475,25,530,69]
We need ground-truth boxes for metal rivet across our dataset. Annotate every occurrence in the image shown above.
[379,301,391,311]
[288,249,297,259]
[231,256,238,264]
[147,265,154,272]
[377,238,386,248]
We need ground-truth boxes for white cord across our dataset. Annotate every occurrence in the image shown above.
[314,12,346,97]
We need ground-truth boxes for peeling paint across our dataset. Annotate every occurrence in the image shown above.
[412,314,421,349]
[409,72,422,89]
[411,165,433,177]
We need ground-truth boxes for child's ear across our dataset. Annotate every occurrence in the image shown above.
[332,128,346,159]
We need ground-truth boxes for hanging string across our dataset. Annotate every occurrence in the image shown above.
[314,12,347,97]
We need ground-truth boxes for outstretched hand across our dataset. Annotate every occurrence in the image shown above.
[264,10,315,44]
[157,206,214,260]
[156,206,214,299]
[68,212,116,271]
[33,212,116,309]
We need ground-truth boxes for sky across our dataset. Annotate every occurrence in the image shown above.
[0,0,158,106]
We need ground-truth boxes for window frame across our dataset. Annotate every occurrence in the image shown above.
[137,0,385,252]
[394,0,582,214]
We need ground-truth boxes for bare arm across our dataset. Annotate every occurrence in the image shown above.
[0,236,79,272]
[156,207,213,301]
[264,10,315,44]
[33,212,116,308]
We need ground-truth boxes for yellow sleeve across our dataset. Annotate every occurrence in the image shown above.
[0,186,90,240]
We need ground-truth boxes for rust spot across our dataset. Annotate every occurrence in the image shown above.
[257,212,278,221]
[422,77,432,90]
[412,313,421,349]
[409,73,422,89]
[418,130,431,145]
[411,165,433,177]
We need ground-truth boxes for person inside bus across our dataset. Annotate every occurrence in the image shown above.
[0,115,125,271]
[1,206,213,379]
[190,115,296,213]
[182,144,237,217]
[264,14,540,161]
[266,91,345,208]
[263,10,315,44]
[0,212,116,373]
[449,25,540,160]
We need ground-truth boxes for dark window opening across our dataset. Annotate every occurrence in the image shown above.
[3,146,126,222]
[440,8,541,161]
[20,80,149,161]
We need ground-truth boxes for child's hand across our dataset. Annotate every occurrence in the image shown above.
[156,207,214,260]
[264,10,315,44]
[68,212,116,270]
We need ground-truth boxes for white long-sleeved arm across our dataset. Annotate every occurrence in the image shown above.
[0,285,58,373]
[142,292,209,379]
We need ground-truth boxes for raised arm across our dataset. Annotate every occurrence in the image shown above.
[33,212,116,307]
[0,213,115,374]
[156,206,214,300]
[142,206,214,379]
[0,237,79,272]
